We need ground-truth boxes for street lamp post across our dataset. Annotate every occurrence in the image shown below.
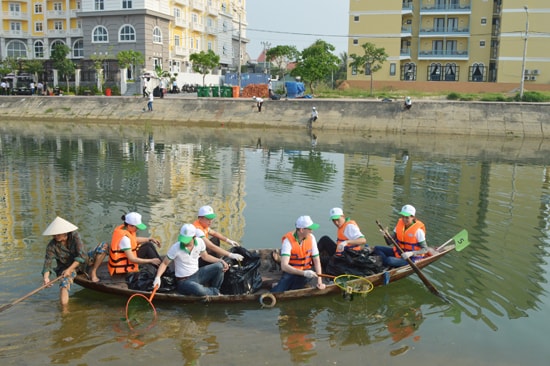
[237,10,242,91]
[519,5,529,100]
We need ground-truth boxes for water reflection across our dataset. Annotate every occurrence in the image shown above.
[1,122,550,365]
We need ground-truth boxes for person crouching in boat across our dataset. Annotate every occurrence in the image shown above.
[317,207,367,269]
[373,205,428,268]
[193,205,244,265]
[108,212,162,276]
[41,217,108,305]
[153,224,229,296]
[271,216,326,293]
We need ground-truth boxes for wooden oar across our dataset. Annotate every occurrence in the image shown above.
[376,220,448,302]
[0,275,63,313]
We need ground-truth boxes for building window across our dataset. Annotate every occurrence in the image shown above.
[354,16,359,22]
[192,13,198,24]
[479,40,486,47]
[95,0,104,11]
[9,3,20,15]
[54,2,63,11]
[208,41,212,50]
[365,63,371,75]
[481,18,487,25]
[73,40,84,58]
[353,39,358,45]
[7,40,27,58]
[10,22,22,34]
[50,40,65,53]
[174,35,180,47]
[119,25,136,41]
[122,0,132,9]
[403,63,416,81]
[153,27,162,43]
[390,63,396,76]
[222,44,227,55]
[54,21,63,31]
[35,3,43,13]
[35,22,43,32]
[174,8,181,18]
[351,66,357,75]
[34,41,44,58]
[92,26,109,43]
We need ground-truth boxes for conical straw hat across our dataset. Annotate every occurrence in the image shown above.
[42,217,78,236]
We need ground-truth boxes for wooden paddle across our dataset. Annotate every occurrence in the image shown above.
[0,275,63,313]
[376,220,448,302]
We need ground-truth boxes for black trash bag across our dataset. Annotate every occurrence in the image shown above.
[220,247,263,295]
[126,263,176,293]
[326,247,384,277]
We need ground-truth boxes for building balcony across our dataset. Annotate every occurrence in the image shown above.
[175,18,188,28]
[190,22,204,32]
[174,0,189,6]
[175,46,189,57]
[70,28,82,36]
[205,26,216,34]
[4,30,29,38]
[418,49,469,59]
[420,2,471,14]
[190,0,205,12]
[46,10,66,19]
[402,1,413,14]
[419,27,470,37]
[400,48,411,57]
[401,25,412,36]
[4,11,25,20]
[206,5,218,16]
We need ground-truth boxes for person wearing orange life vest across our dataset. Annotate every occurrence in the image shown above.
[271,215,326,293]
[108,212,162,276]
[193,205,244,265]
[318,207,367,268]
[373,204,429,268]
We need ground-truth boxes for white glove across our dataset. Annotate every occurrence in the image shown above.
[401,251,414,260]
[303,270,317,279]
[229,253,244,261]
[153,276,161,288]
[337,242,347,252]
[226,239,240,247]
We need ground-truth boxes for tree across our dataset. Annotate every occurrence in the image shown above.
[117,50,144,80]
[291,40,339,95]
[51,44,75,92]
[24,59,45,82]
[189,50,220,86]
[265,45,299,81]
[349,42,388,96]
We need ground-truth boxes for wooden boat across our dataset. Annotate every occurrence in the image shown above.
[74,245,456,305]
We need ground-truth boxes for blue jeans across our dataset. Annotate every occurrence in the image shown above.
[271,272,309,293]
[147,101,153,111]
[373,246,408,268]
[176,262,224,296]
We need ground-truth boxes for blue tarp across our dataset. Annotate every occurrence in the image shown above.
[285,82,305,98]
[224,73,269,87]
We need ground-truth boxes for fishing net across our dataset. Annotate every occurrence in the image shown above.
[334,274,374,301]
[125,292,157,332]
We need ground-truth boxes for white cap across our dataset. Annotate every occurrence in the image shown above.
[295,215,320,230]
[329,207,344,220]
[125,212,147,230]
[399,205,416,217]
[198,205,216,219]
[178,224,196,244]
[312,106,316,110]
[252,96,256,100]
[42,217,78,236]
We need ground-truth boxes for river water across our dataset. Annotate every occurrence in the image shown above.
[0,120,549,365]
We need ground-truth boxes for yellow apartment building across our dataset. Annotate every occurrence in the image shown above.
[348,0,549,88]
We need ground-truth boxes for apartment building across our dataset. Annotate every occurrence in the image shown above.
[0,0,247,80]
[348,0,549,86]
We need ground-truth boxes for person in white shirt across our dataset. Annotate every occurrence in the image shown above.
[154,224,229,296]
[252,96,264,112]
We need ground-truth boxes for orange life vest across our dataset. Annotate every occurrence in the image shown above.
[336,218,362,253]
[193,219,210,237]
[108,224,138,275]
[393,219,426,259]
[282,232,313,270]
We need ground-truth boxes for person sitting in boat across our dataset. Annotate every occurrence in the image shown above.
[108,212,162,276]
[271,216,326,293]
[41,217,108,305]
[153,224,229,296]
[193,205,244,264]
[317,207,367,268]
[373,205,428,268]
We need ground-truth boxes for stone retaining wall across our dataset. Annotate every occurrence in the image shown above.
[1,96,548,138]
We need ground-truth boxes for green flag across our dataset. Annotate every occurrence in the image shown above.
[453,229,470,251]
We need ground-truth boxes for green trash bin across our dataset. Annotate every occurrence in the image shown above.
[221,86,233,97]
[197,86,210,97]
[211,86,220,97]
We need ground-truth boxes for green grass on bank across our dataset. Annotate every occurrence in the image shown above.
[313,84,550,103]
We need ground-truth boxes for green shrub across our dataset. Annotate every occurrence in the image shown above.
[447,92,460,100]
[515,91,550,102]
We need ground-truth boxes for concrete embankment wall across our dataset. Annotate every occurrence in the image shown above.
[1,96,548,138]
